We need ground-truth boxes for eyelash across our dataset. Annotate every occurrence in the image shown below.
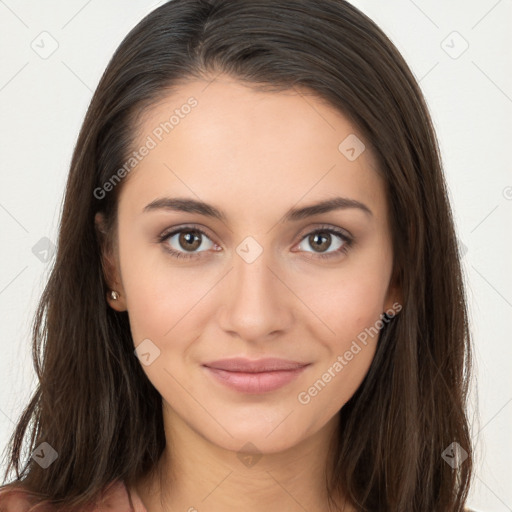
[157,224,354,261]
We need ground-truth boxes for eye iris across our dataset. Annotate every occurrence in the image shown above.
[179,230,201,251]
[310,232,331,252]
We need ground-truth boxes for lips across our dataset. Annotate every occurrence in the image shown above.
[202,357,311,393]
[202,357,309,373]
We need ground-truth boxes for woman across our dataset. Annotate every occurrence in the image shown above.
[0,0,474,510]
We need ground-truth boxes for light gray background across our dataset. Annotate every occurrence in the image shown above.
[0,1,511,510]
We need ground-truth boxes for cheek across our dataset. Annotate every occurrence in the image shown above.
[325,279,388,347]
[121,259,203,407]
[295,278,386,424]
[297,339,377,434]
[291,258,391,347]
[125,291,200,369]
[118,231,207,342]
[289,263,389,418]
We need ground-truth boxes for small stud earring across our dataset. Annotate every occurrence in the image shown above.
[110,290,119,300]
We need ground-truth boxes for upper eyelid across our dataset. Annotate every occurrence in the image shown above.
[160,224,216,243]
[297,225,352,240]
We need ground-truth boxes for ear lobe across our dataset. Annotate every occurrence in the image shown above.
[94,212,127,311]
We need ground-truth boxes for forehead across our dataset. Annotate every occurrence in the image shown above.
[119,76,386,224]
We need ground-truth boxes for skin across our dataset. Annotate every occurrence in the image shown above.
[96,74,402,512]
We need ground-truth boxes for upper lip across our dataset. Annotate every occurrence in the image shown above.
[203,358,310,373]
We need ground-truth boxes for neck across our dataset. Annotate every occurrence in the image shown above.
[134,403,352,512]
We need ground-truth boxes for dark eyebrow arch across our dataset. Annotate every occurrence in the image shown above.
[142,196,373,221]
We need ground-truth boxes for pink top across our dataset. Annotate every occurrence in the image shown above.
[0,482,480,511]
[0,480,147,512]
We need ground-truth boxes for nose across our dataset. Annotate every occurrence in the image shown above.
[218,246,294,343]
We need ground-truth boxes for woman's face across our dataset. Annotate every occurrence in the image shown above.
[99,75,400,454]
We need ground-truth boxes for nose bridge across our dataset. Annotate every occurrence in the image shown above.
[234,245,274,298]
[219,238,292,339]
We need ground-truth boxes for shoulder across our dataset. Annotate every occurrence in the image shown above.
[0,480,146,512]
[0,485,41,512]
[98,479,147,511]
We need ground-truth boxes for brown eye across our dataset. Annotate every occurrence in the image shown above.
[159,227,216,260]
[296,228,353,259]
[307,232,332,252]
[177,230,202,251]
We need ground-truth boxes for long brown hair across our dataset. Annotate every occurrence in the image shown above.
[0,1,473,510]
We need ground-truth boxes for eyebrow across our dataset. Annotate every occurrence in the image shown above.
[142,196,373,222]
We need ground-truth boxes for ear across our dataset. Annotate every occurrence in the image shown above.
[383,266,403,317]
[94,212,127,312]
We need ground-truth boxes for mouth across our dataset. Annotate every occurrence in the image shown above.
[202,357,311,394]
[203,357,310,372]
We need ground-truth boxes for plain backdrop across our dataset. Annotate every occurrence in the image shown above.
[0,1,511,510]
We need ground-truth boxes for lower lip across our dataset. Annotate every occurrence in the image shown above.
[203,365,309,394]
